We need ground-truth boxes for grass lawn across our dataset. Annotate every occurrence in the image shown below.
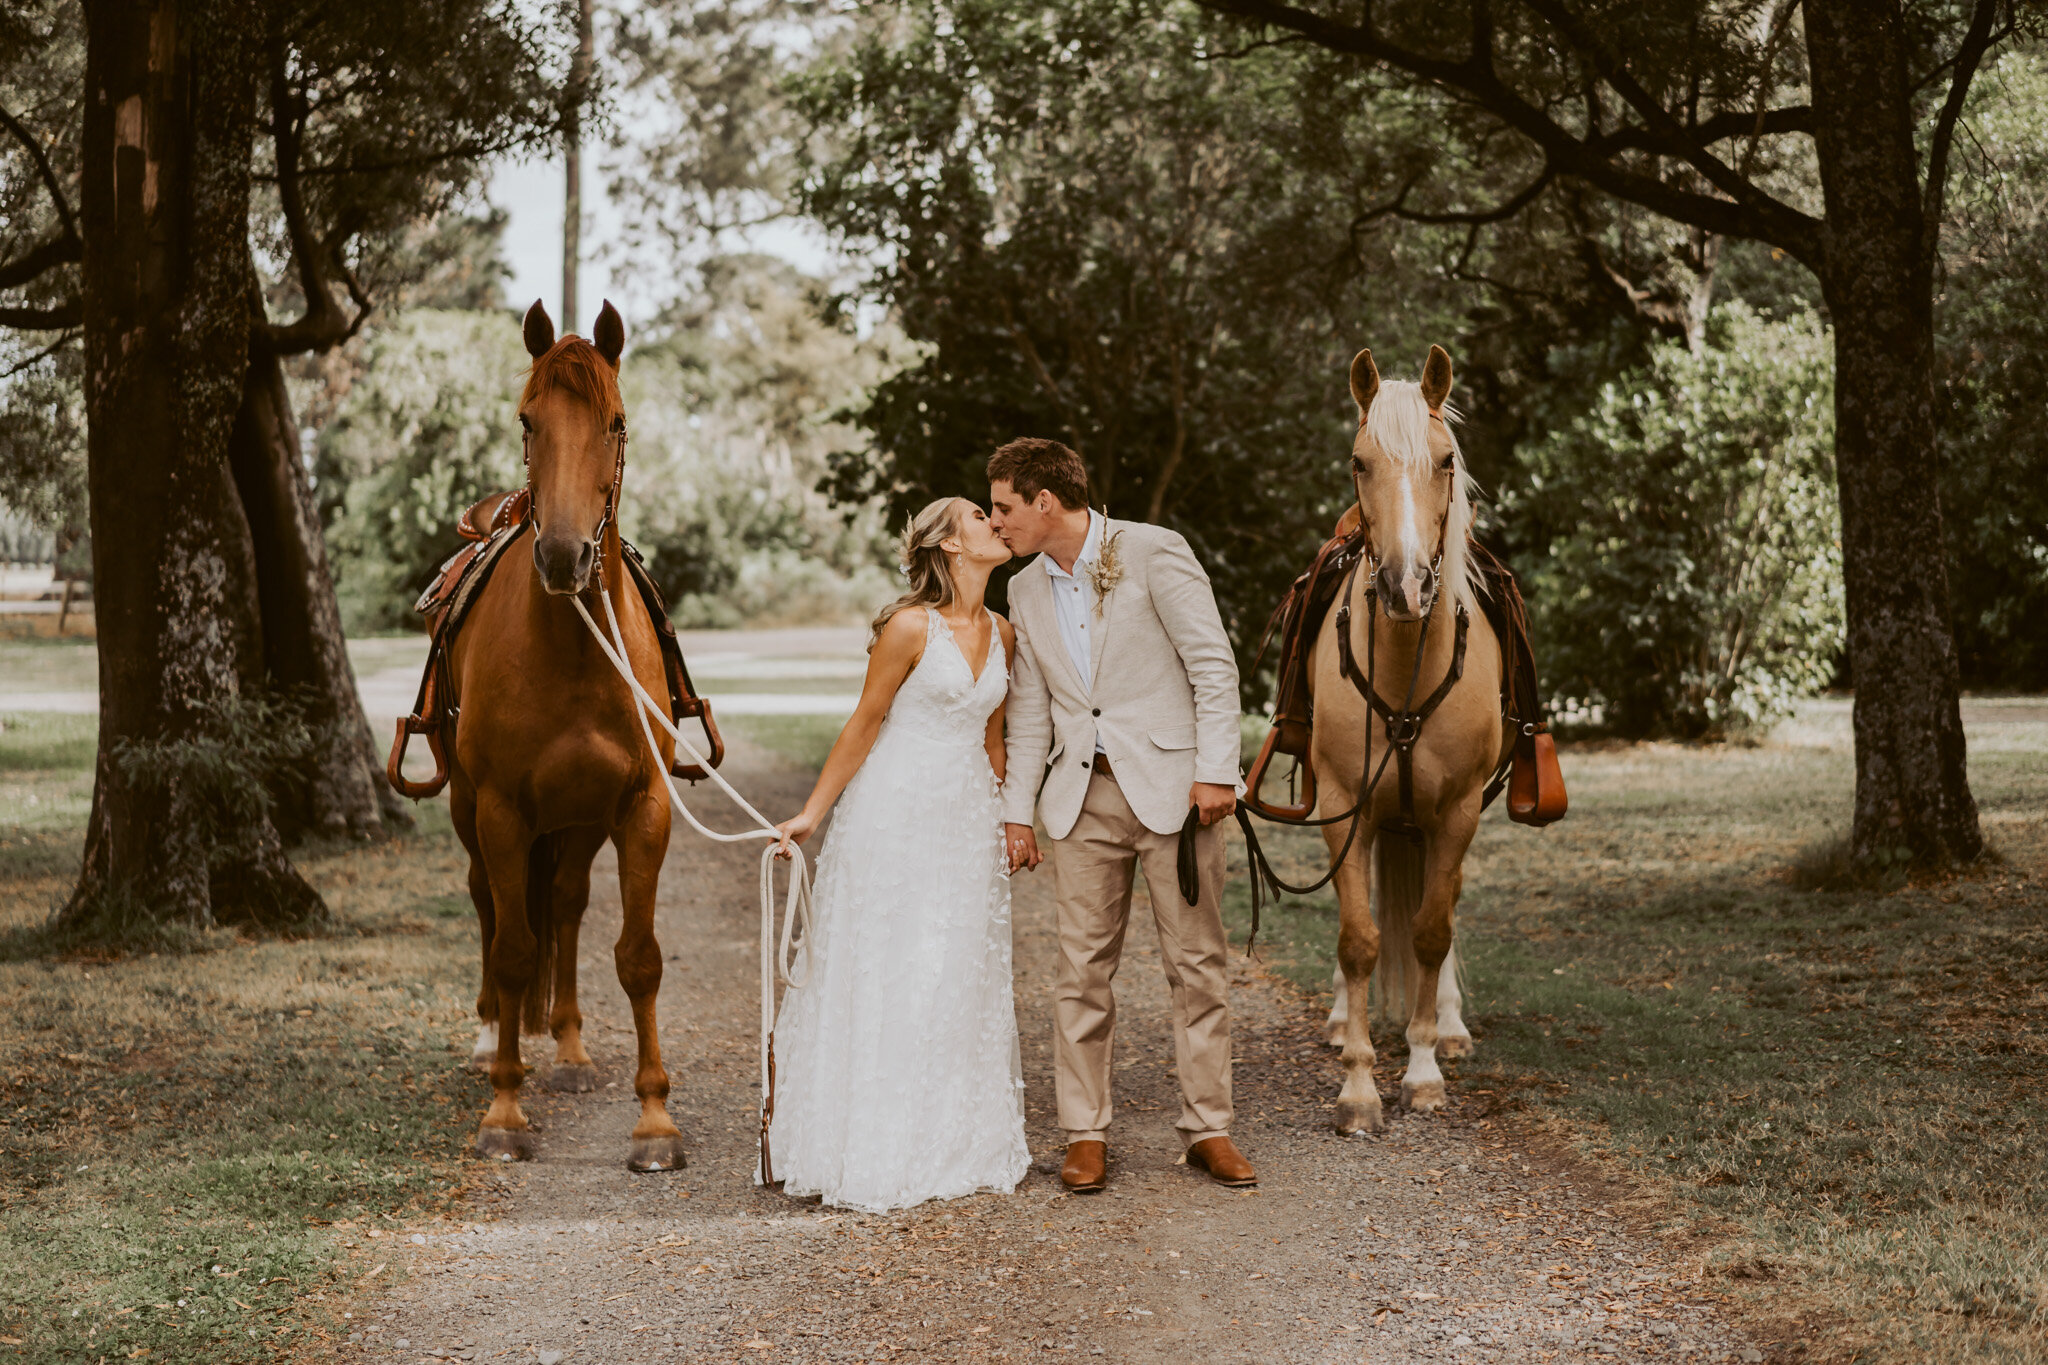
[1222,699,2048,1362]
[0,721,483,1362]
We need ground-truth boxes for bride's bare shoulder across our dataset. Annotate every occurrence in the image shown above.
[873,606,929,662]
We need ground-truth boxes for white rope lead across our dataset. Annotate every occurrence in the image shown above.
[571,587,812,1182]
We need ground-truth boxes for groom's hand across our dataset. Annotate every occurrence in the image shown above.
[1005,822,1042,872]
[1190,782,1236,827]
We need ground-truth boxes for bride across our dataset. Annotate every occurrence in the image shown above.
[769,496,1032,1211]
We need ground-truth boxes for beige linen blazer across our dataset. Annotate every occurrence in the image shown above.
[1002,520,1242,839]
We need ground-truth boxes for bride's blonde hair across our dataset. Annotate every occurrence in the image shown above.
[869,497,964,650]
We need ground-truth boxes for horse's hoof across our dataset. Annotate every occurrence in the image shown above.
[1334,1099,1385,1136]
[1401,1079,1447,1113]
[475,1126,536,1162]
[1437,1034,1476,1060]
[546,1063,598,1093]
[627,1135,687,1173]
[468,1054,494,1073]
[1325,1023,1346,1049]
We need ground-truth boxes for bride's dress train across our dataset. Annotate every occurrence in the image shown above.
[769,607,1030,1212]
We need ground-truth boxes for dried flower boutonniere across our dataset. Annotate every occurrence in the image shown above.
[1086,516,1124,616]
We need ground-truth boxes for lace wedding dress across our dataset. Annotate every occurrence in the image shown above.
[769,607,1031,1212]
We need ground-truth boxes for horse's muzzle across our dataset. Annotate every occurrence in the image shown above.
[1375,561,1436,621]
[534,533,595,596]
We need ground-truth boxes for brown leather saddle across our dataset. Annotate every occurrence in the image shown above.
[1243,506,1565,826]
[386,489,725,800]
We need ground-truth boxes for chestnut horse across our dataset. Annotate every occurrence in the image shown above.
[447,300,685,1170]
[1307,346,1511,1135]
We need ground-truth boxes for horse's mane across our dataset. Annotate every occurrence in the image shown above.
[1363,378,1483,613]
[520,336,624,425]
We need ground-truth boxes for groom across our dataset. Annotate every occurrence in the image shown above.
[988,437,1256,1193]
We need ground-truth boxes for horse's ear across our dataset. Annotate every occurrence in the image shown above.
[592,300,625,369]
[523,300,556,359]
[1348,349,1380,421]
[1421,344,1453,410]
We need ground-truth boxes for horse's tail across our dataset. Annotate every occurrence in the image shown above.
[521,833,558,1037]
[1370,833,1426,1025]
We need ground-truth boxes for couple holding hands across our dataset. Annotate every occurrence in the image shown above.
[767,437,1256,1213]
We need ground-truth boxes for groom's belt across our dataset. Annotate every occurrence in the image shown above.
[1091,753,1117,782]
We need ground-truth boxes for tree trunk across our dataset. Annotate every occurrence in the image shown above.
[66,0,323,930]
[1805,0,1982,868]
[228,341,411,839]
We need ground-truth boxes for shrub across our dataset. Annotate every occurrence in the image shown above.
[314,309,529,634]
[1508,303,1843,738]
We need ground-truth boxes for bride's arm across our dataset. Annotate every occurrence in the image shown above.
[775,608,926,847]
[983,615,1017,786]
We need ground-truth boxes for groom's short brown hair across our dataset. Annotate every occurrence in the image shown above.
[987,438,1089,511]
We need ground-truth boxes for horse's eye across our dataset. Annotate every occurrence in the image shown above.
[1350,456,1366,474]
[518,413,532,432]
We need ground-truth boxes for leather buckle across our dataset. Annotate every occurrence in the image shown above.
[1385,712,1422,749]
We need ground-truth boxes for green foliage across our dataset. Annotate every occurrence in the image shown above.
[1508,305,1843,738]
[1936,49,2048,691]
[794,0,1475,652]
[106,692,319,851]
[620,255,896,627]
[315,310,530,633]
[317,265,897,632]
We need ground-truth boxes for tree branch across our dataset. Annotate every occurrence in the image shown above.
[1195,0,1828,266]
[1922,0,2006,258]
[0,233,82,292]
[1588,105,1813,158]
[0,103,81,250]
[252,58,370,356]
[0,300,82,330]
[1,328,79,377]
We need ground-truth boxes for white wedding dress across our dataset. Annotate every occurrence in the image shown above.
[769,606,1031,1212]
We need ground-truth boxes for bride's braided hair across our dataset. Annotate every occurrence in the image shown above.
[869,497,962,651]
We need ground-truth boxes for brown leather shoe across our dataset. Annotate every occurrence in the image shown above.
[1060,1140,1107,1193]
[1186,1135,1256,1187]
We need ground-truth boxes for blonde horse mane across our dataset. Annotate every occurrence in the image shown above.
[1361,379,1484,615]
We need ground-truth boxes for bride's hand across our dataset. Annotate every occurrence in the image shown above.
[775,811,819,858]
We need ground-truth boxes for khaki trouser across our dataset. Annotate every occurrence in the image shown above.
[1051,769,1233,1146]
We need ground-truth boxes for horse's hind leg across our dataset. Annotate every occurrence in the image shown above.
[1325,963,1348,1048]
[612,791,684,1172]
[452,784,500,1072]
[1436,938,1475,1059]
[1401,806,1480,1113]
[543,826,608,1094]
[1329,828,1384,1136]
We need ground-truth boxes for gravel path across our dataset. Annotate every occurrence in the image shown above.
[333,741,1767,1364]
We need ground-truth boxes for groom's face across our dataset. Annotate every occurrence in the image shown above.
[989,480,1051,554]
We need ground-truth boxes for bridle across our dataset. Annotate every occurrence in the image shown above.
[522,410,630,577]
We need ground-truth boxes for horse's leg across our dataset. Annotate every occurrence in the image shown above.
[1401,809,1479,1114]
[611,791,683,1172]
[1325,963,1348,1048]
[475,795,540,1161]
[1436,935,1475,1059]
[544,825,608,1094]
[1329,826,1384,1135]
[452,784,499,1072]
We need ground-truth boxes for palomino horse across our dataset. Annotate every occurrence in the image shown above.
[1308,345,1510,1135]
[448,300,686,1169]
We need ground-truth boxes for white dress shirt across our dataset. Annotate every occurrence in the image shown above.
[1043,509,1106,752]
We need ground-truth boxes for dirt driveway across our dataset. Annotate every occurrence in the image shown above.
[332,740,1765,1364]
